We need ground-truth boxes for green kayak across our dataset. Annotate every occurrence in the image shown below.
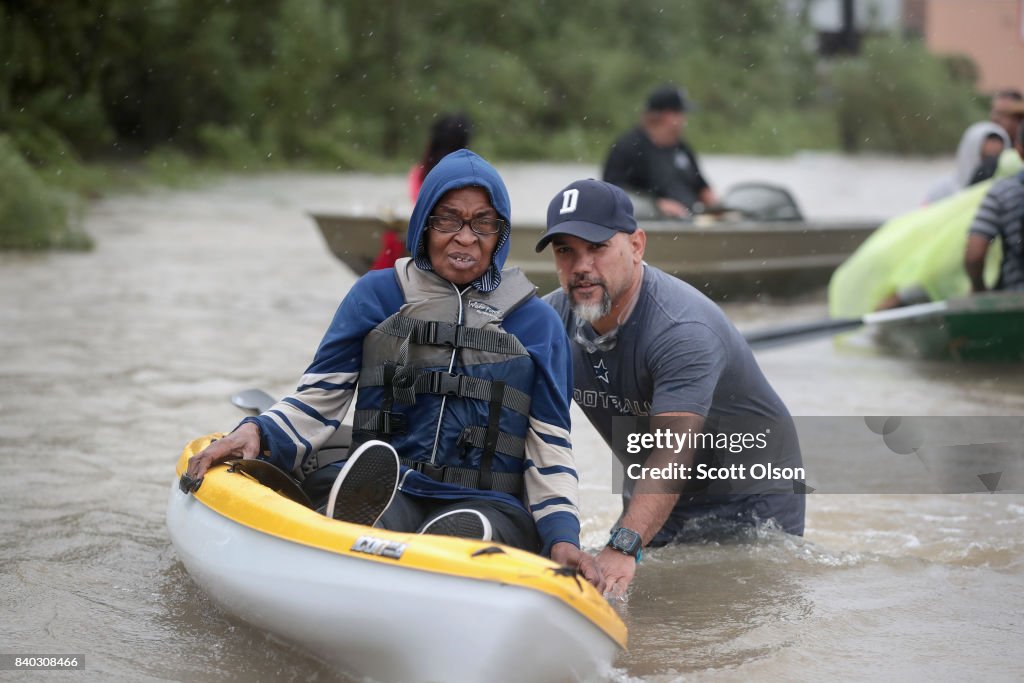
[863,291,1024,362]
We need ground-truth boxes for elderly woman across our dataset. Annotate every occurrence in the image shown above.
[186,150,601,587]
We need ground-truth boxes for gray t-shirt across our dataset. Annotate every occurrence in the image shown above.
[544,265,801,499]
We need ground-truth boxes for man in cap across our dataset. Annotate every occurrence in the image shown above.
[603,84,718,218]
[538,179,804,596]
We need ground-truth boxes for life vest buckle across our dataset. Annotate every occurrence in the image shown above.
[456,426,474,460]
[421,320,459,347]
[380,410,407,434]
[407,459,447,482]
[428,371,464,397]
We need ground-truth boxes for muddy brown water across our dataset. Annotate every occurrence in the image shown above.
[2,157,1022,682]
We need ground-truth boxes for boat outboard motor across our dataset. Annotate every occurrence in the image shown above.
[720,182,804,222]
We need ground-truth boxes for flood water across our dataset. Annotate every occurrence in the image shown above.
[2,155,1022,682]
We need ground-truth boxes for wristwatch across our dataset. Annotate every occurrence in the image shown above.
[608,527,643,562]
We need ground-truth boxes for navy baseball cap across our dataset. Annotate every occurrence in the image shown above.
[535,179,638,252]
[646,85,691,112]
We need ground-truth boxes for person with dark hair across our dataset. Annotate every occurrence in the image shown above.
[603,85,717,218]
[408,113,474,202]
[990,89,1024,141]
[965,120,1024,293]
[370,114,474,271]
[187,150,602,587]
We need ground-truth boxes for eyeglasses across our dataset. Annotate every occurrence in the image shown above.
[427,215,505,235]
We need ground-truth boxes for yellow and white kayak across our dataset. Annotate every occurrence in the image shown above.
[166,434,627,683]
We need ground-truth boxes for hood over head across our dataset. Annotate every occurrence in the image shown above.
[954,121,1011,187]
[407,149,512,292]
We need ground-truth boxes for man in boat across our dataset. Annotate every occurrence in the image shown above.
[186,150,602,586]
[965,119,1024,293]
[989,90,1024,142]
[602,84,718,218]
[537,179,804,596]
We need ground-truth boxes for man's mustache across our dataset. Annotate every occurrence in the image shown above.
[569,275,605,289]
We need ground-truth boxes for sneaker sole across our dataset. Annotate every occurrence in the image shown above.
[327,442,399,526]
[420,509,492,540]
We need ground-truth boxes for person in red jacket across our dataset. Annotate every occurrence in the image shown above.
[407,113,473,201]
[372,113,473,270]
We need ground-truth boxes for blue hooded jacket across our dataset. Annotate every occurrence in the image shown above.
[408,149,512,292]
[243,150,581,555]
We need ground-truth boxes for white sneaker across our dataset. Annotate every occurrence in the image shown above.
[325,440,399,526]
[420,509,493,541]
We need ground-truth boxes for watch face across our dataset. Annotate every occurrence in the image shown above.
[612,528,642,555]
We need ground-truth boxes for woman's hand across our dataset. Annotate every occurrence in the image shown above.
[550,542,606,593]
[185,422,262,481]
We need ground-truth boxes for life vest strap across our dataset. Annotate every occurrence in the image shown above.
[349,417,525,460]
[478,380,505,490]
[353,408,408,436]
[377,316,528,356]
[360,367,532,416]
[413,371,531,415]
[400,457,524,497]
[456,425,525,459]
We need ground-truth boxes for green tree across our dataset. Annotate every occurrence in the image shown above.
[831,37,985,154]
[0,0,991,177]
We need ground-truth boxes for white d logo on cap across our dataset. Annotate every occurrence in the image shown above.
[559,188,579,215]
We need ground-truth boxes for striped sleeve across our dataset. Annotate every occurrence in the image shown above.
[968,178,1011,241]
[242,272,404,474]
[506,298,581,556]
[244,371,359,473]
[524,417,582,555]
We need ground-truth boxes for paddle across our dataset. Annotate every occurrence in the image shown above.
[743,300,953,349]
[743,317,864,349]
[230,388,276,415]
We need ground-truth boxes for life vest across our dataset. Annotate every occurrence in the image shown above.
[348,257,537,495]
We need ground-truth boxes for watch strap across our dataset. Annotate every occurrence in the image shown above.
[608,527,643,562]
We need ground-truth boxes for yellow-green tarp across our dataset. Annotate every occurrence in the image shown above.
[829,150,1022,318]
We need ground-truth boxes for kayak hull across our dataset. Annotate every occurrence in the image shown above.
[166,438,624,683]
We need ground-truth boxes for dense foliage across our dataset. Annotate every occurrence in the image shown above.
[0,135,89,249]
[830,37,987,154]
[2,0,987,168]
